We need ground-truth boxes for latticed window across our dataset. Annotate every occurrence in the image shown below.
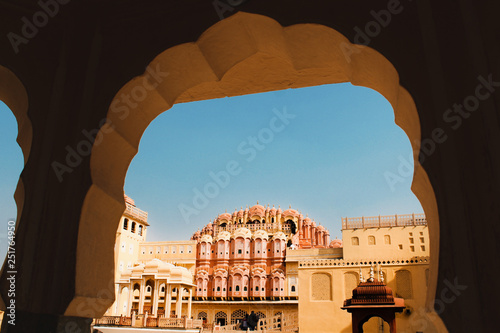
[255,312,266,320]
[311,273,332,300]
[395,270,413,299]
[344,272,358,299]
[215,311,227,325]
[231,309,248,324]
[198,311,208,320]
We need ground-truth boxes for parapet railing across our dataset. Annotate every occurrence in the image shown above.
[342,213,426,230]
[124,203,149,224]
[94,315,202,329]
[213,223,292,235]
[298,256,430,268]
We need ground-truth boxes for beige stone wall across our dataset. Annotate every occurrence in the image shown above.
[342,225,429,261]
[190,302,297,325]
[137,240,197,273]
[298,259,431,333]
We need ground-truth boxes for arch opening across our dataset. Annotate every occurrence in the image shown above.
[69,11,443,331]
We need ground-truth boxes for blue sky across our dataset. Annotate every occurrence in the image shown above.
[0,82,422,251]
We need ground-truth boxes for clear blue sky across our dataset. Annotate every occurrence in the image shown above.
[0,82,423,253]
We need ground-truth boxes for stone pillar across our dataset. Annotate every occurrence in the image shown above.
[165,284,172,318]
[128,282,134,316]
[152,280,159,316]
[176,286,184,318]
[114,284,120,315]
[187,287,193,318]
[138,279,146,314]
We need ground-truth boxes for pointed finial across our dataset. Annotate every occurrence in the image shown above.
[225,209,227,213]
[368,265,375,282]
[359,268,365,283]
[257,200,259,204]
[289,204,291,209]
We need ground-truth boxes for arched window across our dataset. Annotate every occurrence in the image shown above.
[351,237,359,246]
[235,285,240,291]
[131,221,136,233]
[138,225,143,236]
[395,270,413,299]
[344,272,359,299]
[255,286,259,291]
[384,235,391,244]
[215,311,227,325]
[368,235,376,245]
[231,309,248,324]
[272,217,274,223]
[244,286,247,291]
[311,273,332,300]
[217,286,220,291]
[123,218,128,230]
[291,285,296,292]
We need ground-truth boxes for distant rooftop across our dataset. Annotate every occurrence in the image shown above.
[124,194,149,225]
[342,213,426,230]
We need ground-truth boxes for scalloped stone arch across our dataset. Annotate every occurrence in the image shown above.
[71,11,444,330]
[0,65,31,310]
[0,66,31,230]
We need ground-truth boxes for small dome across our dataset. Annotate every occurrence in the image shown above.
[232,227,252,239]
[253,229,269,240]
[330,239,343,248]
[216,231,231,242]
[237,209,244,217]
[269,205,277,216]
[206,222,213,230]
[249,204,265,217]
[273,231,287,241]
[218,212,231,221]
[277,206,282,214]
[318,225,325,231]
[282,209,299,218]
[311,220,317,228]
[303,217,312,226]
[200,234,213,243]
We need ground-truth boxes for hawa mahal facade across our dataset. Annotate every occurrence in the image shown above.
[190,203,335,302]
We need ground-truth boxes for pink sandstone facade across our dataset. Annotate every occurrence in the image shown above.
[190,203,335,301]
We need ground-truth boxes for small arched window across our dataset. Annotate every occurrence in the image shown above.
[131,222,136,233]
[235,285,240,291]
[351,237,359,246]
[255,286,259,291]
[384,235,391,244]
[217,286,221,291]
[244,286,247,291]
[138,225,143,236]
[368,235,376,245]
[123,218,128,230]
[291,286,296,292]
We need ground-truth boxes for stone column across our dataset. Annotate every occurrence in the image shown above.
[152,279,160,316]
[115,284,121,315]
[187,287,193,318]
[128,282,134,316]
[165,284,172,318]
[138,278,146,314]
[176,285,184,318]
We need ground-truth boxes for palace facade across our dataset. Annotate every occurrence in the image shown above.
[104,196,431,332]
